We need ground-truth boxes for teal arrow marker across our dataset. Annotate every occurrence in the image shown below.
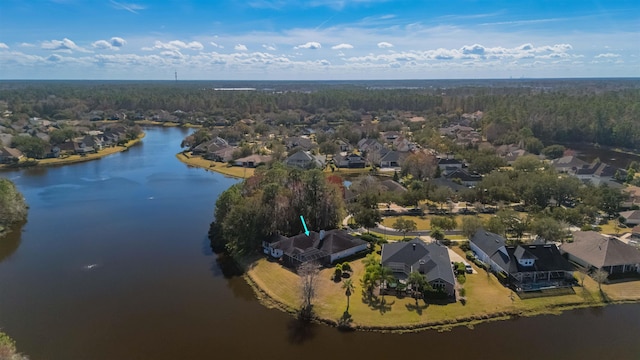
[300,215,310,236]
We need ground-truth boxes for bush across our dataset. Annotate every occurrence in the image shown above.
[465,251,475,260]
[440,238,453,246]
[459,241,470,252]
[455,262,466,274]
[360,233,382,244]
[459,287,466,297]
[473,259,486,269]
[457,274,466,284]
[340,262,352,273]
[423,288,449,300]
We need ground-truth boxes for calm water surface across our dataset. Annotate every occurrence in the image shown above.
[1,127,639,360]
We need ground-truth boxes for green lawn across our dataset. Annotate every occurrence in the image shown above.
[246,247,621,330]
[176,153,255,179]
[381,214,492,231]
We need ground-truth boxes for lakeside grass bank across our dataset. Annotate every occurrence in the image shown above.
[175,152,254,179]
[0,133,145,170]
[244,247,640,333]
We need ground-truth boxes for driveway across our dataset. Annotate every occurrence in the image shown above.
[447,248,477,274]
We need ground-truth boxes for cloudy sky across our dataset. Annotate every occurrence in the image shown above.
[0,0,638,80]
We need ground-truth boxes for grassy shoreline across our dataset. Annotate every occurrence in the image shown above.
[0,133,145,170]
[175,152,254,179]
[244,248,640,333]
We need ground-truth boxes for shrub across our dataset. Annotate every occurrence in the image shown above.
[340,262,352,273]
[459,287,466,297]
[459,241,470,252]
[440,238,453,246]
[473,259,486,269]
[457,274,466,284]
[423,288,449,300]
[496,271,508,283]
[455,262,466,274]
[465,251,475,260]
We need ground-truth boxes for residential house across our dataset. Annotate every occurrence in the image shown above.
[381,238,456,296]
[212,147,236,163]
[357,138,384,154]
[336,139,351,152]
[333,153,366,168]
[379,150,404,168]
[470,229,574,291]
[285,136,314,152]
[619,210,640,226]
[0,147,23,163]
[233,154,271,168]
[191,137,230,159]
[503,149,529,165]
[285,151,325,169]
[445,169,482,187]
[560,231,640,274]
[575,161,624,186]
[437,157,464,176]
[622,185,640,208]
[379,179,408,195]
[431,177,468,193]
[263,230,368,267]
[392,136,414,152]
[550,156,589,174]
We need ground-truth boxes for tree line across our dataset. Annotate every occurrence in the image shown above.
[209,164,345,257]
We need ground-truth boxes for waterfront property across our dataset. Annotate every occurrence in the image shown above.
[470,230,574,291]
[262,229,368,268]
[380,238,456,296]
[560,231,640,274]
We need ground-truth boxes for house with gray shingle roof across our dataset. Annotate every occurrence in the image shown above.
[619,210,640,226]
[561,231,640,274]
[285,151,324,169]
[263,230,368,268]
[471,229,574,291]
[381,238,455,296]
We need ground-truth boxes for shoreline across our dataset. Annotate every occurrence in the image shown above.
[243,256,640,333]
[175,152,254,179]
[0,132,145,170]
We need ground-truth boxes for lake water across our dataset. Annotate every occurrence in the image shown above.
[1,127,639,360]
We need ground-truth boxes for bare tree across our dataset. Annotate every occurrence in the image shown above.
[592,269,609,291]
[298,261,320,320]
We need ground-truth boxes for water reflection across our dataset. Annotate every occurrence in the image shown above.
[287,317,317,344]
[0,221,25,263]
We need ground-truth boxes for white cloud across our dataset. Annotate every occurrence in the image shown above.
[47,54,63,62]
[595,53,621,58]
[210,42,224,49]
[19,42,35,47]
[92,37,126,50]
[262,44,276,51]
[331,43,353,50]
[235,44,248,51]
[0,43,8,49]
[295,41,322,49]
[142,40,204,51]
[377,42,393,48]
[41,38,91,53]
[110,37,126,47]
[110,0,145,14]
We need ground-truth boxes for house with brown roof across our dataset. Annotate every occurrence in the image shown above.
[233,154,271,168]
[619,210,640,226]
[0,147,23,163]
[560,231,640,274]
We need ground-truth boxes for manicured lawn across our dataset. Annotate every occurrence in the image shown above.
[380,214,492,231]
[247,247,616,330]
[176,153,255,179]
[599,221,631,235]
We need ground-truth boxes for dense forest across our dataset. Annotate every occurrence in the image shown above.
[1,79,639,149]
[210,165,345,257]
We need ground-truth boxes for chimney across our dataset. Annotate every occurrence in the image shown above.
[412,243,416,251]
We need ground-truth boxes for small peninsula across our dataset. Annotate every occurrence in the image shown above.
[0,178,27,238]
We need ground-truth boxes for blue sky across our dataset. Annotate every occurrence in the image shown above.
[0,0,638,80]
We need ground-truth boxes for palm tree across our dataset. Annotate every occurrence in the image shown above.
[377,265,395,301]
[342,278,355,312]
[407,271,427,302]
